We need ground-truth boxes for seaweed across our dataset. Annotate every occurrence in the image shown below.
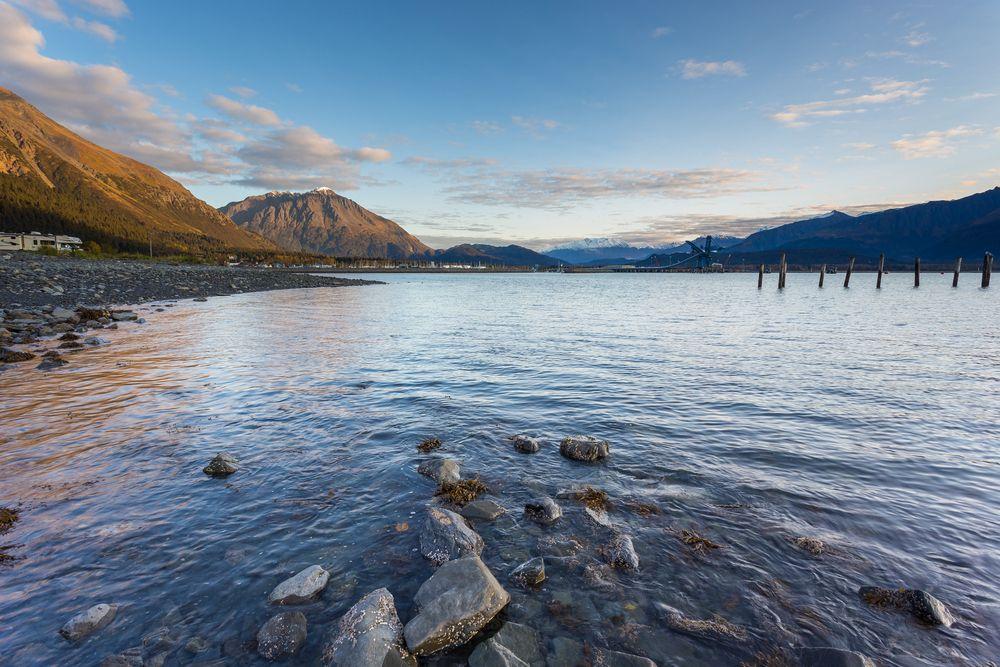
[624,500,660,517]
[0,507,18,535]
[434,478,488,506]
[675,528,722,552]
[417,437,441,453]
[574,487,610,512]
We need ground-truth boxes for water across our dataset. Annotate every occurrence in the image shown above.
[1,272,997,665]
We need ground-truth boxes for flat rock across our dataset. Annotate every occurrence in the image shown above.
[470,638,528,667]
[403,555,511,655]
[509,557,545,587]
[203,453,238,477]
[417,458,461,485]
[656,604,747,643]
[461,499,505,521]
[492,622,543,666]
[546,637,654,667]
[606,534,640,570]
[257,611,307,660]
[419,506,484,565]
[858,586,955,627]
[559,435,610,462]
[59,603,118,641]
[111,311,138,321]
[510,435,541,453]
[524,497,561,525]
[51,307,77,321]
[797,647,875,667]
[269,565,330,605]
[323,588,414,666]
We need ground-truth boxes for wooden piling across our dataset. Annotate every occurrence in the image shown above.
[876,253,885,289]
[844,257,855,288]
[984,252,993,288]
[819,264,825,288]
[757,263,764,289]
[952,257,962,287]
[914,257,920,288]
[778,254,787,289]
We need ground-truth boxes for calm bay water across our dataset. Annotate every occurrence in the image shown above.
[1,272,998,665]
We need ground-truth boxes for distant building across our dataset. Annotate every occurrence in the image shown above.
[0,231,83,252]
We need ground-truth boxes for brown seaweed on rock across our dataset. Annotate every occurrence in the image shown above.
[672,528,723,553]
[434,478,488,506]
[573,487,611,512]
[0,507,18,534]
[417,437,441,453]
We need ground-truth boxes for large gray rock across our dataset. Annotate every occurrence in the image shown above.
[403,555,511,655]
[510,557,545,587]
[203,453,238,477]
[510,435,541,453]
[257,611,307,660]
[470,638,528,667]
[858,586,955,627]
[461,499,505,521]
[606,534,640,570]
[492,622,543,666]
[419,506,484,565]
[51,307,77,321]
[268,565,330,604]
[559,436,610,462]
[546,637,654,667]
[323,588,414,666]
[417,458,461,485]
[797,647,875,667]
[59,603,118,641]
[524,497,561,525]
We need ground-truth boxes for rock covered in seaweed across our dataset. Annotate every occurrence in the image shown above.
[559,435,610,462]
[203,453,238,477]
[524,497,562,525]
[605,533,640,570]
[510,435,541,453]
[858,586,955,627]
[322,588,415,666]
[419,506,485,565]
[656,603,748,643]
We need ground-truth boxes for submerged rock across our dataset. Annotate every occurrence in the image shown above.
[547,637,654,667]
[419,506,484,565]
[524,497,562,525]
[37,354,68,370]
[510,557,546,587]
[605,534,640,570]
[59,603,118,641]
[268,564,330,605]
[796,646,875,667]
[510,435,541,453]
[491,622,543,666]
[559,435,610,462]
[469,638,527,667]
[322,588,414,666]
[403,555,511,655]
[417,458,461,485]
[656,604,747,643]
[257,611,308,660]
[461,499,505,521]
[1,347,35,363]
[792,536,826,556]
[203,453,239,477]
[858,586,955,627]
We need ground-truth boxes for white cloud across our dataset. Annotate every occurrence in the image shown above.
[944,91,996,102]
[9,0,66,21]
[206,94,281,126]
[651,26,672,38]
[470,120,503,135]
[71,0,128,18]
[229,85,256,99]
[511,115,560,136]
[285,82,303,93]
[843,142,876,151]
[772,78,929,127]
[679,59,746,79]
[902,29,932,47]
[71,16,117,42]
[892,125,983,159]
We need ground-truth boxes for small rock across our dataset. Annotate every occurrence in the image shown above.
[257,611,307,660]
[547,637,654,667]
[606,534,640,570]
[461,499,505,521]
[403,555,511,655]
[58,340,83,349]
[417,458,461,485]
[84,336,109,346]
[858,586,955,627]
[203,453,239,477]
[51,307,76,321]
[419,506,484,565]
[792,536,826,556]
[491,622,543,665]
[322,588,414,666]
[524,497,561,525]
[37,354,68,370]
[111,311,138,321]
[656,604,747,642]
[269,564,330,604]
[193,297,208,302]
[509,557,545,587]
[796,646,875,667]
[1,347,35,363]
[59,603,118,641]
[184,636,209,654]
[559,435,610,462]
[469,638,528,667]
[510,435,541,453]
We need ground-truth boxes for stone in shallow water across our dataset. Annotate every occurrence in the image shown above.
[509,557,545,587]
[268,564,330,605]
[491,622,543,666]
[0,347,35,363]
[403,555,510,655]
[547,637,654,667]
[59,603,118,641]
[419,506,484,565]
[257,611,307,660]
[461,499,505,521]
[417,458,461,485]
[559,435,610,462]
[796,646,875,667]
[858,586,955,627]
[524,497,561,525]
[510,435,541,453]
[203,453,239,477]
[656,603,747,643]
[606,534,640,570]
[322,588,414,666]
[469,637,528,667]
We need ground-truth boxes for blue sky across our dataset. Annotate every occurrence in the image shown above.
[2,0,998,248]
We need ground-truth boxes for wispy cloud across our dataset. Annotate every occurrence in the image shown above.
[679,59,746,79]
[470,120,503,135]
[772,78,930,127]
[401,156,498,170]
[651,26,672,38]
[71,16,117,42]
[863,50,948,67]
[9,0,66,21]
[511,115,560,137]
[944,91,996,102]
[228,85,257,99]
[285,82,303,93]
[206,94,281,126]
[892,125,983,159]
[71,0,129,18]
[902,28,932,47]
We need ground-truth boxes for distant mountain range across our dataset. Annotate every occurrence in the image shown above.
[543,235,743,265]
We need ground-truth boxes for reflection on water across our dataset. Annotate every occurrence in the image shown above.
[1,273,998,665]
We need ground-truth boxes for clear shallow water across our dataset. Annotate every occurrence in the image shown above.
[1,272,998,666]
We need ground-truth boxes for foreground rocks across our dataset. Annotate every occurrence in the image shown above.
[605,533,640,570]
[524,497,562,525]
[203,453,239,477]
[269,565,330,604]
[59,603,118,641]
[656,604,748,643]
[419,507,485,565]
[257,611,307,660]
[559,435,610,462]
[510,435,541,453]
[797,646,875,667]
[323,588,414,666]
[403,555,510,655]
[417,457,461,485]
[547,637,655,667]
[858,586,955,627]
[509,557,546,587]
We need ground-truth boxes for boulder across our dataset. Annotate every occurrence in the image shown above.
[510,435,541,453]
[417,458,461,485]
[403,555,511,655]
[203,453,238,477]
[606,534,640,570]
[322,588,414,666]
[461,499,505,521]
[491,622,543,666]
[796,647,875,667]
[858,586,954,627]
[524,497,562,525]
[268,565,330,604]
[469,638,528,667]
[257,611,307,660]
[59,603,118,641]
[419,506,484,565]
[546,637,654,666]
[510,557,545,587]
[559,436,610,462]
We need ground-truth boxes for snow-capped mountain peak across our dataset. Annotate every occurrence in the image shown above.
[544,237,633,251]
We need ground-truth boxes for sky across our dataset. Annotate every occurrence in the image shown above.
[1,0,998,249]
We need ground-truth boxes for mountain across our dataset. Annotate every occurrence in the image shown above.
[425,243,563,267]
[220,188,431,259]
[545,235,743,265]
[0,87,272,254]
[729,211,855,253]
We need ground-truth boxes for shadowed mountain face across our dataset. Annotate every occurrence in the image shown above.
[422,243,563,267]
[0,87,273,254]
[220,189,432,259]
